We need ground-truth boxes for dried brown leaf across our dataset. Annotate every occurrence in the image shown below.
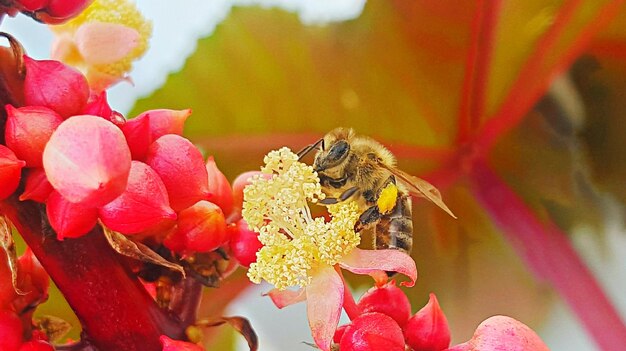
[35,315,72,343]
[101,225,185,277]
[197,316,258,351]
[0,215,24,295]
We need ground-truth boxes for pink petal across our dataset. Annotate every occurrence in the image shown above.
[265,288,306,309]
[306,266,343,351]
[75,22,140,65]
[339,248,417,287]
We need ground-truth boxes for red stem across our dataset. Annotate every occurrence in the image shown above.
[0,197,187,351]
[457,0,501,144]
[476,0,623,150]
[337,267,360,321]
[469,160,626,351]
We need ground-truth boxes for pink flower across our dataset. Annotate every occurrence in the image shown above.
[243,147,416,351]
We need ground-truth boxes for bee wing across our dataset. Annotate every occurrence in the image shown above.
[378,162,457,218]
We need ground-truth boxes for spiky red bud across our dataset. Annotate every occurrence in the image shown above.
[228,219,262,268]
[46,190,98,240]
[18,341,55,351]
[357,281,411,328]
[164,201,227,253]
[404,293,450,351]
[19,168,53,203]
[99,161,176,235]
[145,135,209,211]
[23,56,89,117]
[0,145,25,200]
[43,115,131,207]
[5,105,63,167]
[121,109,191,160]
[0,310,23,351]
[339,312,405,351]
[159,335,204,351]
[206,156,233,216]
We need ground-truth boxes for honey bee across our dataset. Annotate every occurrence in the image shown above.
[298,127,456,254]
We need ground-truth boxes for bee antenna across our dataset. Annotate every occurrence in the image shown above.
[297,138,324,160]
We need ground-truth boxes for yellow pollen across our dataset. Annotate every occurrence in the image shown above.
[243,147,360,290]
[377,182,398,214]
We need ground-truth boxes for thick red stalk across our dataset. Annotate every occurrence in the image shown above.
[476,0,623,151]
[0,196,187,351]
[469,160,626,351]
[456,0,501,144]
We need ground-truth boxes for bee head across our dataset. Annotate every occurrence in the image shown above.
[313,128,354,173]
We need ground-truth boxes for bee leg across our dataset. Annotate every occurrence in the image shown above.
[297,138,324,159]
[354,205,382,232]
[319,186,359,205]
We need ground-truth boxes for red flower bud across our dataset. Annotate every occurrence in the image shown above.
[159,335,204,351]
[46,190,98,240]
[16,0,48,11]
[18,340,55,351]
[446,316,550,351]
[5,105,63,167]
[404,293,450,351]
[164,201,227,253]
[19,168,53,203]
[23,56,89,118]
[13,249,49,314]
[45,0,92,21]
[43,115,131,207]
[339,312,405,351]
[228,219,262,268]
[99,161,176,235]
[0,145,25,200]
[231,171,271,217]
[0,310,23,351]
[122,109,191,160]
[82,91,117,122]
[0,251,16,308]
[206,156,233,216]
[145,135,209,211]
[333,324,348,344]
[357,281,411,328]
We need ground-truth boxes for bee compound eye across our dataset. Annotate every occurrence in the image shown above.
[328,140,349,161]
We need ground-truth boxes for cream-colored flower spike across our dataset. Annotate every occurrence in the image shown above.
[243,147,360,290]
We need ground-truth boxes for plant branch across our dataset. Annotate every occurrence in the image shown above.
[0,197,187,351]
[470,160,626,351]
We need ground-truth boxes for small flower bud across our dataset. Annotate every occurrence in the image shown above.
[404,293,450,351]
[13,249,49,314]
[82,91,116,122]
[23,56,89,118]
[357,281,411,328]
[228,219,262,268]
[231,171,271,216]
[453,315,550,351]
[19,168,53,203]
[159,335,204,351]
[46,190,98,240]
[5,105,63,167]
[145,135,209,211]
[121,109,191,160]
[18,340,55,351]
[339,312,405,351]
[0,145,25,200]
[164,201,227,253]
[43,115,131,207]
[333,324,348,344]
[206,156,233,216]
[0,310,24,351]
[16,0,48,12]
[99,161,176,235]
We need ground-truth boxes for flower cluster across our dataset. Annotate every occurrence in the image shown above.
[334,282,550,351]
[244,147,361,289]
